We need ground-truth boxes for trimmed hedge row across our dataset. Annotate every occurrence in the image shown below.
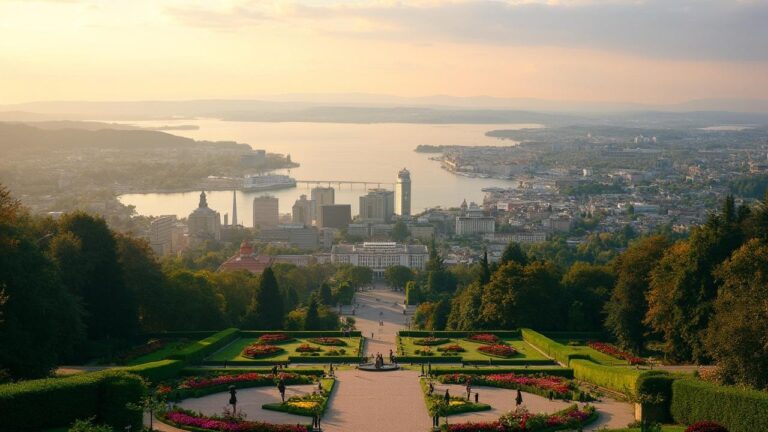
[182,367,325,377]
[0,370,144,431]
[239,330,362,338]
[145,330,219,339]
[464,359,557,366]
[121,359,185,383]
[636,372,677,423]
[431,367,575,379]
[570,359,643,395]
[288,356,363,364]
[168,328,239,363]
[521,329,589,366]
[398,330,521,338]
[670,378,768,432]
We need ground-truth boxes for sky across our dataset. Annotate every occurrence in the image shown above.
[1,0,767,105]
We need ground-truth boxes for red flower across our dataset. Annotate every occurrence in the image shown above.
[468,334,501,344]
[478,344,518,358]
[588,341,646,365]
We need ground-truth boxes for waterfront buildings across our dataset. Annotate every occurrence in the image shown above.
[320,204,352,229]
[331,242,428,278]
[396,168,412,217]
[359,188,395,223]
[455,201,495,236]
[257,224,320,250]
[292,194,313,226]
[187,191,221,243]
[253,195,279,229]
[311,186,335,226]
[149,215,187,256]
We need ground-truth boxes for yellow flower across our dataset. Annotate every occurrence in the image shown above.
[288,401,319,409]
[449,400,466,406]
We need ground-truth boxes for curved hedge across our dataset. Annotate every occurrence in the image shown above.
[671,379,768,432]
[0,370,144,431]
[168,328,239,363]
[121,359,185,383]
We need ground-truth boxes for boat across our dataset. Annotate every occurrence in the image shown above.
[241,174,297,192]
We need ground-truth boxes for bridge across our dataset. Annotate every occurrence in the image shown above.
[295,179,395,189]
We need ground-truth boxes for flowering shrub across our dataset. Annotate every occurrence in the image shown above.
[115,339,167,363]
[308,337,345,346]
[242,344,284,359]
[467,334,501,344]
[587,341,645,365]
[413,337,450,346]
[438,373,572,396]
[258,334,292,344]
[478,344,518,358]
[325,348,347,356]
[164,408,310,432]
[437,344,466,353]
[295,344,322,353]
[443,405,595,431]
[685,421,729,432]
[415,347,436,356]
[178,372,311,391]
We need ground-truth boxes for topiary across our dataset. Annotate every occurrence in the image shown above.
[685,421,728,432]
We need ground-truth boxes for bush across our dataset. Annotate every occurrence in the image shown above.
[685,422,729,432]
[431,368,575,378]
[671,379,768,432]
[0,370,144,431]
[121,359,184,383]
[636,372,676,422]
[168,328,239,364]
[571,359,644,394]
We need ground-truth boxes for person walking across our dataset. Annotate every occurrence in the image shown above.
[278,379,286,403]
[466,378,472,400]
[515,389,523,407]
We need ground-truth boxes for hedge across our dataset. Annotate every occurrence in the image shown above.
[288,356,363,364]
[182,367,325,377]
[0,370,144,431]
[238,330,362,338]
[521,329,589,366]
[670,378,768,432]
[121,359,185,383]
[398,330,521,338]
[463,359,557,366]
[145,330,219,339]
[168,328,239,363]
[571,359,643,394]
[431,367,575,379]
[635,372,677,422]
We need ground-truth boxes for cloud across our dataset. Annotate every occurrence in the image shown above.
[166,0,768,61]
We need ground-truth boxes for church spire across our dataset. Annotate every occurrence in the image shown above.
[199,191,208,208]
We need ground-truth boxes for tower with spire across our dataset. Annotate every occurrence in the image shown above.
[188,190,221,243]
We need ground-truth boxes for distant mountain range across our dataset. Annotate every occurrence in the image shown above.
[2,94,768,127]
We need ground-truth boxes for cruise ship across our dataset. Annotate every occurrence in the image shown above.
[241,174,297,192]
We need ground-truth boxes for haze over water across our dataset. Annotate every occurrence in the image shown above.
[119,119,539,226]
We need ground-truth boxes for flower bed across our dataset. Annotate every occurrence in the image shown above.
[158,372,314,399]
[415,347,436,356]
[242,344,285,359]
[115,339,167,364]
[437,344,466,353]
[421,379,491,416]
[478,344,518,358]
[685,421,728,432]
[413,337,450,346]
[467,334,501,344]
[295,344,323,353]
[308,337,346,346]
[325,348,347,356]
[437,373,585,400]
[587,341,645,365]
[262,378,335,417]
[163,408,310,432]
[442,404,596,432]
[258,334,293,345]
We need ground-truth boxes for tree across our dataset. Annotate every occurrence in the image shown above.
[446,282,482,330]
[384,265,414,290]
[705,239,768,388]
[161,270,227,330]
[391,220,410,242]
[244,267,284,329]
[561,262,615,332]
[318,283,334,305]
[405,281,421,305]
[479,249,491,285]
[335,265,373,288]
[604,235,669,354]
[500,242,527,266]
[332,281,355,305]
[115,235,166,332]
[304,294,322,330]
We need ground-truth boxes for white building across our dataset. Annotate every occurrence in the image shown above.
[395,168,412,217]
[331,242,428,278]
[455,202,494,236]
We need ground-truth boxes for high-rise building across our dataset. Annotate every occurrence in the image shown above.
[292,194,313,226]
[149,215,176,256]
[311,187,335,226]
[395,168,411,217]
[320,204,352,229]
[188,191,221,243]
[232,189,238,226]
[253,195,279,228]
[359,188,394,223]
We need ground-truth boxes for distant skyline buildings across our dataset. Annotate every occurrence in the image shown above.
[360,188,395,223]
[311,186,335,227]
[292,194,312,226]
[188,191,221,243]
[253,195,279,229]
[396,168,411,217]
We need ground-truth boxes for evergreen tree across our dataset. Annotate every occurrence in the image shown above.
[405,281,421,305]
[245,267,284,329]
[500,242,527,266]
[479,249,491,285]
[318,283,334,306]
[304,294,322,330]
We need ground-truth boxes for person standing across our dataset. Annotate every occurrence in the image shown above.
[466,378,472,400]
[515,389,523,407]
[278,379,286,403]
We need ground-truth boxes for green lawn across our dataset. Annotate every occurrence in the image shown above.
[399,338,548,362]
[125,339,195,366]
[209,337,362,362]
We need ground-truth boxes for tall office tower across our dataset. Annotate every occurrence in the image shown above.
[359,188,395,223]
[149,215,177,256]
[292,194,313,226]
[311,186,335,226]
[395,168,411,217]
[320,204,352,229]
[252,195,279,229]
[232,189,238,226]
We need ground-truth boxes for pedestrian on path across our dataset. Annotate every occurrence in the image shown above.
[444,389,450,405]
[515,389,523,407]
[278,379,286,403]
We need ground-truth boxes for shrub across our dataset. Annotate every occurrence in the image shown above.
[671,379,768,432]
[121,359,184,383]
[437,344,465,353]
[588,341,645,365]
[242,344,284,359]
[467,334,501,344]
[259,333,293,344]
[477,344,518,358]
[413,337,450,346]
[685,422,729,432]
[168,328,239,364]
[308,337,345,346]
[295,344,322,353]
[571,359,643,394]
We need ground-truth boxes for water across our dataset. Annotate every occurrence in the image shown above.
[118,120,539,226]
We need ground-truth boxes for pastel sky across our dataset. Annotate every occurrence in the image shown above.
[1,0,767,105]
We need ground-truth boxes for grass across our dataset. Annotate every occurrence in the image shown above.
[125,339,195,366]
[399,337,548,362]
[553,339,629,365]
[209,337,362,362]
